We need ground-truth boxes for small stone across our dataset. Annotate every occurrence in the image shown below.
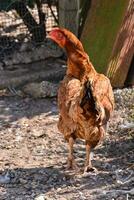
[34,194,46,200]
[129,188,134,195]
[0,172,11,184]
[19,178,27,184]
[57,187,62,192]
[31,129,46,138]
[31,181,38,189]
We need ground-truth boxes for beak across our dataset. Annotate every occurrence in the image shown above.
[46,32,51,39]
[46,34,51,39]
[46,28,60,40]
[46,33,58,46]
[46,32,55,41]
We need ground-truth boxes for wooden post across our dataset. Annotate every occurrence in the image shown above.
[106,0,134,87]
[58,0,79,36]
[81,0,128,74]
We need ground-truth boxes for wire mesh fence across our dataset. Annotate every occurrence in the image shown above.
[0,0,58,59]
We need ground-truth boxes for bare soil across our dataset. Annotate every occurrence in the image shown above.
[0,88,133,200]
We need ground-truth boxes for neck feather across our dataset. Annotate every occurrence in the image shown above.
[65,41,96,81]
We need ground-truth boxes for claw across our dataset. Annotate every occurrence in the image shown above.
[66,158,79,171]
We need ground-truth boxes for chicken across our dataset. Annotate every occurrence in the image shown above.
[48,28,114,173]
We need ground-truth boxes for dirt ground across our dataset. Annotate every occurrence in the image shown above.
[0,88,133,200]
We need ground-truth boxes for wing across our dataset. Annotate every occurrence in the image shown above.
[81,74,114,124]
[58,76,82,122]
[92,74,114,112]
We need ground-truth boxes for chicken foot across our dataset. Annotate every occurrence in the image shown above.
[66,136,78,170]
[84,142,97,173]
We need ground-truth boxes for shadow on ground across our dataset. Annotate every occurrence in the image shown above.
[0,134,133,200]
[0,95,133,199]
[0,96,58,131]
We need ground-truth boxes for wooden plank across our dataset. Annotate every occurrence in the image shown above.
[81,0,129,73]
[106,0,134,87]
[59,0,79,35]
[125,55,134,86]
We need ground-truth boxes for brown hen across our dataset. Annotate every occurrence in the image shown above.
[48,28,114,172]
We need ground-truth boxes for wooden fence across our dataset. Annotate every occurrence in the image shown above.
[106,0,134,87]
[81,0,134,87]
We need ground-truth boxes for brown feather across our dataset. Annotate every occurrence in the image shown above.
[54,28,114,148]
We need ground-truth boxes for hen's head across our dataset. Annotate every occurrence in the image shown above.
[48,28,66,48]
[48,28,84,51]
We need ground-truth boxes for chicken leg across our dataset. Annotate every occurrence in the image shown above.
[67,136,78,170]
[84,142,97,173]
